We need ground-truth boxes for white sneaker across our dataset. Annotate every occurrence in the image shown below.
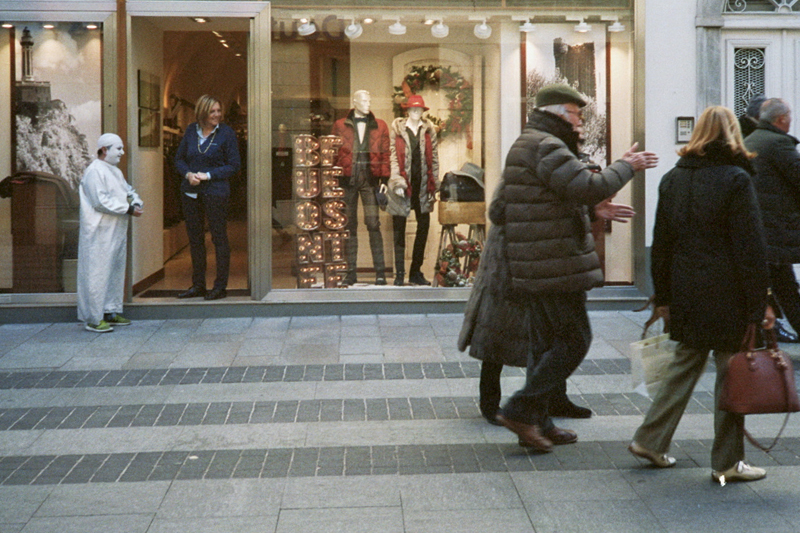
[712,461,766,485]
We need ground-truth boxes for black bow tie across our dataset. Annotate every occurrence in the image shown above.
[354,116,368,123]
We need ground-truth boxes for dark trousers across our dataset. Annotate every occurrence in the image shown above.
[769,262,800,332]
[182,193,230,290]
[480,362,571,418]
[502,292,591,431]
[392,209,430,276]
[343,181,385,278]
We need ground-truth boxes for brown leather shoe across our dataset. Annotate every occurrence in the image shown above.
[496,414,553,452]
[544,426,578,445]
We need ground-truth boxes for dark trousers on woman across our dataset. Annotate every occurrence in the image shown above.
[769,262,800,333]
[480,361,572,419]
[182,192,230,291]
[392,209,430,277]
[502,291,592,432]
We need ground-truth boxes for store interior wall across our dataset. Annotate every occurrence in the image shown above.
[129,17,165,287]
[0,28,10,289]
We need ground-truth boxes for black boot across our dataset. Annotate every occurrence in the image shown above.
[549,396,592,418]
[480,362,503,425]
[394,272,405,286]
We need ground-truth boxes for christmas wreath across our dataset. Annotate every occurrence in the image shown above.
[392,65,473,144]
[434,233,482,287]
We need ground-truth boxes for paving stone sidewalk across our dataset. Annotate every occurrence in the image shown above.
[1,311,799,533]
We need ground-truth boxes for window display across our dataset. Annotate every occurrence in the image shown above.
[0,23,102,294]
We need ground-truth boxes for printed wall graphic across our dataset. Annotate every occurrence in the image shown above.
[14,24,102,190]
[525,24,607,165]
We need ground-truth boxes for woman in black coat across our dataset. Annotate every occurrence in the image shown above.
[629,106,775,484]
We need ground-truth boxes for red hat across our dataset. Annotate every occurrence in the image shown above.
[402,95,429,111]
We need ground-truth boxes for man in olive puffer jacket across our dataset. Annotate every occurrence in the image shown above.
[494,84,658,451]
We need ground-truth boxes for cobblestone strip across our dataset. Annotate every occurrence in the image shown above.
[0,359,665,390]
[1,438,799,485]
[0,393,722,430]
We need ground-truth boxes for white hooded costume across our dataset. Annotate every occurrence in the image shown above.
[77,134,142,325]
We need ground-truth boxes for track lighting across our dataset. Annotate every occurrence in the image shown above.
[388,18,406,36]
[607,18,625,32]
[574,19,592,33]
[297,19,317,36]
[512,16,536,33]
[472,18,492,39]
[431,19,448,39]
[344,19,363,39]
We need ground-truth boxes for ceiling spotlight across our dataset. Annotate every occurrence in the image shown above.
[42,24,55,30]
[519,18,536,33]
[2,23,14,29]
[607,19,625,32]
[473,18,492,39]
[424,19,435,26]
[297,20,317,37]
[431,19,448,39]
[192,17,208,24]
[388,18,406,36]
[574,19,592,33]
[85,23,98,30]
[363,18,374,24]
[344,20,363,39]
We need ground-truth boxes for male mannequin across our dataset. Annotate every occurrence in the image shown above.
[387,95,439,285]
[331,90,390,285]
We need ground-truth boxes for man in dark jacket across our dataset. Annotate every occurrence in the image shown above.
[331,90,390,286]
[744,98,800,341]
[494,84,658,452]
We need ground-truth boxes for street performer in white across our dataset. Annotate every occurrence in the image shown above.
[77,133,143,333]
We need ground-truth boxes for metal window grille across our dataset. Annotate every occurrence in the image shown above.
[734,48,765,117]
[725,0,799,12]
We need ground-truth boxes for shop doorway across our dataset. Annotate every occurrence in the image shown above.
[130,17,250,297]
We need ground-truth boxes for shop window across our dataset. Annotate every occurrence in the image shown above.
[271,14,492,290]
[1,23,102,294]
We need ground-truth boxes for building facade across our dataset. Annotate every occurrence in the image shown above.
[1,0,785,319]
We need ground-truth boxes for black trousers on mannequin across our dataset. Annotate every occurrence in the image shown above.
[392,208,430,277]
[769,262,800,332]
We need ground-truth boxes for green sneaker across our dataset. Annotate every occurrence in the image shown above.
[106,314,132,326]
[85,320,114,333]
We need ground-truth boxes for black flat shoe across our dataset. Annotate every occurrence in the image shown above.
[204,288,227,300]
[773,320,799,343]
[177,286,206,299]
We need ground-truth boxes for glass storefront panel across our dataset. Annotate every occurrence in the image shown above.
[270,9,635,291]
[0,23,102,295]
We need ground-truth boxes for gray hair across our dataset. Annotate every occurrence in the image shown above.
[537,103,569,121]
[760,98,791,124]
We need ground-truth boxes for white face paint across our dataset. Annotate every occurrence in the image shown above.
[408,107,423,121]
[353,91,371,115]
[103,143,125,166]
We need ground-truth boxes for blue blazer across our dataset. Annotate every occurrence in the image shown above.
[175,122,241,197]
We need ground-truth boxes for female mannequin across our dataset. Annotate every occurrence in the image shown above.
[387,95,439,285]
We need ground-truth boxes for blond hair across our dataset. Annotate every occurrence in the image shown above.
[678,105,754,159]
[195,94,222,128]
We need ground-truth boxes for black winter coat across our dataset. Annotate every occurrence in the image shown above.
[744,121,800,264]
[495,110,635,294]
[651,143,768,352]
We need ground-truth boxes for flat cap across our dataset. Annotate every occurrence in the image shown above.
[535,83,588,108]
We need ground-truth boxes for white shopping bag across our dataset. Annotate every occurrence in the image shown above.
[629,331,677,398]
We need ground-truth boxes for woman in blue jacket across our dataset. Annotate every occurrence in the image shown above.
[175,94,241,300]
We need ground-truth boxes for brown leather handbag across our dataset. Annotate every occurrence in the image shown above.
[719,324,800,451]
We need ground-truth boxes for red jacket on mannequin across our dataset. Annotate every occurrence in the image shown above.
[331,109,390,185]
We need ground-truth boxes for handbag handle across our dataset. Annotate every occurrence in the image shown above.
[737,324,793,452]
